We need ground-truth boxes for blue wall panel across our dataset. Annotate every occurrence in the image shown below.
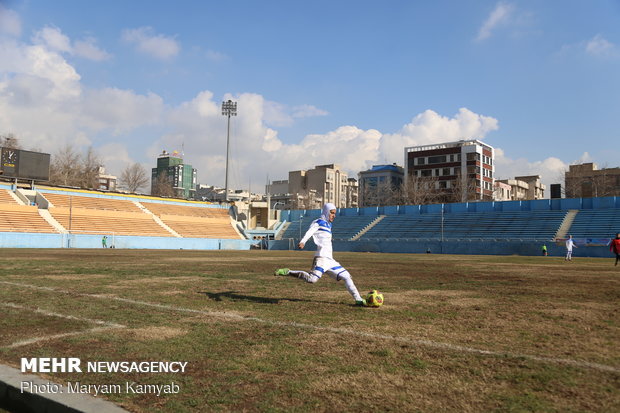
[592,197,615,209]
[476,202,494,212]
[560,198,582,209]
[403,205,420,215]
[503,201,522,211]
[530,199,551,210]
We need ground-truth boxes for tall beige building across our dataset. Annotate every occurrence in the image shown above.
[287,164,357,210]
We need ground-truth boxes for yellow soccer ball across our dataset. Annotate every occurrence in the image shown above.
[366,290,384,307]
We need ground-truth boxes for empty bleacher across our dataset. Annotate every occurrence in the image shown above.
[158,214,240,239]
[567,209,620,239]
[141,202,227,218]
[48,207,171,237]
[358,210,568,241]
[0,189,18,205]
[0,204,57,233]
[141,202,240,239]
[42,192,142,213]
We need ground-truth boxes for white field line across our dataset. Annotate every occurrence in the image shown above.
[1,302,125,349]
[1,281,618,374]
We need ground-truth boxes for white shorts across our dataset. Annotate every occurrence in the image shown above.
[311,256,348,281]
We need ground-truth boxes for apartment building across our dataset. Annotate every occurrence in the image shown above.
[404,139,495,202]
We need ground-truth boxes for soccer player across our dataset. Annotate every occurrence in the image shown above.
[610,233,620,267]
[565,235,577,261]
[274,202,367,306]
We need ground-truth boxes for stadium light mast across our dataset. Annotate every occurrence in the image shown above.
[221,99,237,202]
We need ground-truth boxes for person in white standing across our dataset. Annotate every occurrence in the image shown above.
[565,235,578,261]
[274,203,368,306]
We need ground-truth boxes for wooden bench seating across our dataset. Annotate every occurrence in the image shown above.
[0,189,18,205]
[142,202,229,218]
[43,193,141,212]
[48,207,170,237]
[159,214,239,239]
[0,204,57,233]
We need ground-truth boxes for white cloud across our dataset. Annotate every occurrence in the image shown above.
[476,1,515,41]
[576,151,593,164]
[32,26,72,53]
[205,49,228,62]
[0,5,21,37]
[31,25,111,61]
[81,88,164,134]
[380,108,499,165]
[585,34,618,58]
[494,147,568,189]
[292,104,328,119]
[122,27,180,60]
[73,37,111,61]
[556,34,619,60]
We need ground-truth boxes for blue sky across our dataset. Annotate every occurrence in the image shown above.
[1,0,618,193]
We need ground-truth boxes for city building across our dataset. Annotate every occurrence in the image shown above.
[564,163,620,198]
[493,180,512,201]
[345,177,359,209]
[404,139,495,202]
[288,164,357,210]
[496,175,545,201]
[496,176,546,201]
[265,179,290,209]
[516,175,545,199]
[151,150,196,199]
[267,164,358,210]
[96,166,117,191]
[358,164,404,207]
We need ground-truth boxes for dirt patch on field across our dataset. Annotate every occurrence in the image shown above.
[37,274,108,280]
[448,297,491,307]
[110,276,203,286]
[126,326,187,341]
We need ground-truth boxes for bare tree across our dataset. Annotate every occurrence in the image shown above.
[398,174,441,206]
[119,163,149,193]
[0,133,21,149]
[78,147,101,189]
[49,144,82,186]
[447,172,479,203]
[151,171,175,197]
[49,145,102,189]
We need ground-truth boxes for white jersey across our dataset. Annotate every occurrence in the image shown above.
[566,238,575,251]
[300,218,333,259]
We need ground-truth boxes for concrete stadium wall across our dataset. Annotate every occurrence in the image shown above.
[0,232,254,250]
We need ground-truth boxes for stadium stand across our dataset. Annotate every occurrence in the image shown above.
[566,209,620,239]
[360,210,567,241]
[48,207,171,237]
[140,202,227,218]
[0,204,57,233]
[42,192,142,213]
[0,189,18,205]
[157,214,240,239]
[140,202,240,239]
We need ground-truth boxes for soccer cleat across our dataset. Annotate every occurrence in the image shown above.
[355,298,367,307]
[273,268,290,276]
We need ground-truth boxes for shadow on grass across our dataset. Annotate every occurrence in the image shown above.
[198,290,335,305]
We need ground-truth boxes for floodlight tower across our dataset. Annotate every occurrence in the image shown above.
[221,99,237,202]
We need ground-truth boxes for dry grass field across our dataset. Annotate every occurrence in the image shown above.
[0,248,618,412]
